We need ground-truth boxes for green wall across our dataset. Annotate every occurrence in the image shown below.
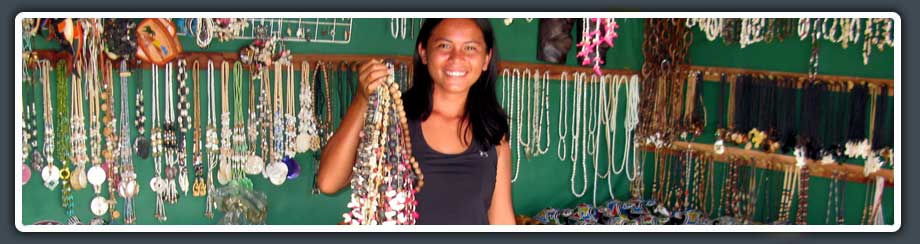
[21,18,894,225]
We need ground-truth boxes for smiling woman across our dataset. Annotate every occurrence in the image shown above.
[317,18,514,225]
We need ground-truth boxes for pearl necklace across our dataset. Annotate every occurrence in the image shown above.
[592,74,611,205]
[510,69,522,183]
[535,70,551,155]
[556,72,570,161]
[570,72,587,198]
[623,75,640,182]
[604,74,624,200]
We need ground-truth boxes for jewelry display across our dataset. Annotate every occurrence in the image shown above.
[343,61,421,225]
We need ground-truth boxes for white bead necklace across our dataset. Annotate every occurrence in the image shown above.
[510,69,522,183]
[556,72,569,162]
[570,72,587,198]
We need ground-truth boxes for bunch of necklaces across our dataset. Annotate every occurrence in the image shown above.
[343,61,422,225]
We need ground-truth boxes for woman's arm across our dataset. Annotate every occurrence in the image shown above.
[316,60,390,194]
[488,137,516,225]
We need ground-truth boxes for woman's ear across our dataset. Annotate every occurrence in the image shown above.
[418,43,428,65]
[483,49,492,71]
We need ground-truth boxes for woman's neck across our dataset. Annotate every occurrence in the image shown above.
[430,88,467,120]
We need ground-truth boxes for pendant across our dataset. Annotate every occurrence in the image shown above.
[90,196,109,216]
[294,134,309,153]
[266,161,288,186]
[22,164,31,185]
[135,137,150,159]
[69,164,87,190]
[87,165,107,186]
[244,154,265,175]
[119,179,139,198]
[217,164,230,185]
[150,177,165,193]
[283,156,300,180]
[41,164,60,190]
[178,171,190,195]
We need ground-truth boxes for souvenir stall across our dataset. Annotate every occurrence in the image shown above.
[18,17,894,225]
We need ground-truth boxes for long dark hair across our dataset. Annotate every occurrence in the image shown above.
[403,18,509,151]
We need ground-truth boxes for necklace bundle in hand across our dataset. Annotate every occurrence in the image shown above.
[343,61,422,225]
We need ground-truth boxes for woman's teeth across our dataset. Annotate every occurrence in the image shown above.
[446,71,466,77]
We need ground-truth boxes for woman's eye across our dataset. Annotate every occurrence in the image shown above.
[465,46,478,51]
[438,43,451,49]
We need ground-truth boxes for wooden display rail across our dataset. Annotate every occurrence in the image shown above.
[688,65,895,95]
[29,50,895,96]
[648,141,894,187]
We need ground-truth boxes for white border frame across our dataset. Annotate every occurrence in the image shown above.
[14,12,900,232]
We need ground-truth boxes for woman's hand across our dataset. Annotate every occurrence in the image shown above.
[357,59,390,101]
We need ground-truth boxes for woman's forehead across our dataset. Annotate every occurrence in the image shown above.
[429,19,485,44]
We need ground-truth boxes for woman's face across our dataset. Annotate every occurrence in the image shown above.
[419,18,492,94]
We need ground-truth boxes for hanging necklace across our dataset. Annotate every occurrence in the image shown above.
[535,70,551,155]
[70,67,88,192]
[192,60,206,198]
[519,69,532,158]
[266,63,289,186]
[570,72,587,198]
[218,61,232,186]
[296,61,320,153]
[177,59,190,196]
[231,61,253,188]
[556,72,570,161]
[510,69,523,183]
[98,61,116,219]
[244,64,265,177]
[117,60,139,224]
[53,60,75,217]
[591,74,611,205]
[603,74,622,200]
[204,60,219,219]
[39,60,59,191]
[283,62,301,180]
[163,62,179,204]
[312,62,333,145]
[150,63,167,222]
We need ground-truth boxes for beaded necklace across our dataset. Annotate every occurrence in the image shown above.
[344,61,421,225]
[192,61,206,198]
[569,72,587,198]
[177,59,190,196]
[54,60,75,217]
[510,69,522,183]
[218,61,232,186]
[163,62,178,204]
[151,63,167,222]
[70,66,88,192]
[118,61,138,224]
[39,60,58,190]
[283,62,300,180]
[556,72,570,161]
[204,60,219,219]
[296,61,320,153]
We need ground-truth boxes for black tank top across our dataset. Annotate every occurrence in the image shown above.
[408,119,497,225]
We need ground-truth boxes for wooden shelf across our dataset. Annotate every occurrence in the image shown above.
[30,51,894,96]
[648,141,894,187]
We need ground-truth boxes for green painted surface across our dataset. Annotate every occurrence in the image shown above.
[22,18,894,225]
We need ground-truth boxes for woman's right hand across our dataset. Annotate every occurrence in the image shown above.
[357,59,390,101]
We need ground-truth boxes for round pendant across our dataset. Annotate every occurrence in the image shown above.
[244,155,265,175]
[283,157,301,180]
[135,137,150,159]
[217,164,230,185]
[294,134,309,153]
[150,177,165,193]
[266,162,288,186]
[87,165,107,186]
[22,164,31,185]
[41,164,60,183]
[90,196,109,216]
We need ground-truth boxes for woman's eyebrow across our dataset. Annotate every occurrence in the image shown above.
[432,37,484,45]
